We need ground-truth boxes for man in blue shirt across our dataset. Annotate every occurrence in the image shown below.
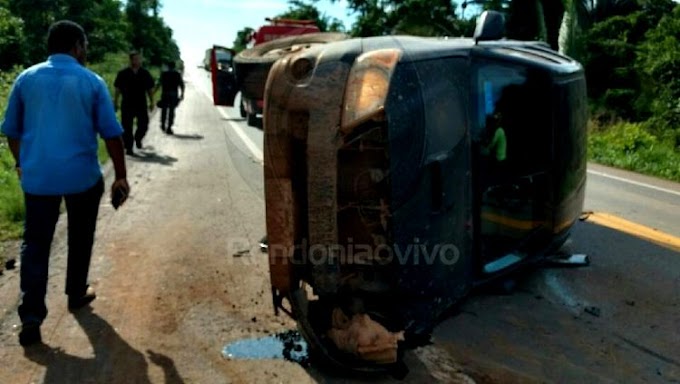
[1,20,130,346]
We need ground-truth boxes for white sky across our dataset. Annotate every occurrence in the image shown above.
[160,0,357,65]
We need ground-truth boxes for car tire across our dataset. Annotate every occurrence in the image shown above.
[247,112,258,127]
[234,32,348,100]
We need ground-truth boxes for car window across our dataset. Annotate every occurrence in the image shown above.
[415,58,468,156]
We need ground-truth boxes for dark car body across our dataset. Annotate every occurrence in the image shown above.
[262,35,587,369]
[260,19,587,371]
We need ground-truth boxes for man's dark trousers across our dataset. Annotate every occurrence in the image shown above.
[121,103,149,150]
[160,94,178,131]
[18,178,104,326]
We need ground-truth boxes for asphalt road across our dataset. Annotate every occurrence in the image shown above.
[191,66,680,383]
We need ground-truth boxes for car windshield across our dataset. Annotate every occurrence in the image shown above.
[216,50,232,63]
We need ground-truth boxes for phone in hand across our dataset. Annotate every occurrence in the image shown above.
[112,185,128,210]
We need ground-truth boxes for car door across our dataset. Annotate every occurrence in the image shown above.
[210,45,238,106]
[471,59,554,273]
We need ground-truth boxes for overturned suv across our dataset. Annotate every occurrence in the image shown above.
[262,12,588,372]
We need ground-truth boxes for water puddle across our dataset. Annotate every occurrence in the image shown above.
[222,330,309,366]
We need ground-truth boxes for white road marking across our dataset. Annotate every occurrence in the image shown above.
[587,169,680,198]
[197,80,264,164]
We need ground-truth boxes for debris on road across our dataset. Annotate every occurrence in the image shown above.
[327,308,405,364]
[233,249,250,257]
[547,253,590,267]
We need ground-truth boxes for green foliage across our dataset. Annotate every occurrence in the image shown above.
[341,0,473,37]
[0,6,25,70]
[88,52,130,96]
[233,27,255,53]
[588,122,680,182]
[278,0,346,32]
[636,4,680,143]
[125,0,180,66]
[62,0,130,62]
[0,67,25,240]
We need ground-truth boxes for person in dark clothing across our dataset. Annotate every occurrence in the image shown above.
[1,20,129,346]
[114,51,155,155]
[156,61,185,134]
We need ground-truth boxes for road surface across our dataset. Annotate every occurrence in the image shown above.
[0,66,678,383]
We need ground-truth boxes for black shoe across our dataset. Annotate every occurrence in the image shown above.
[135,139,143,149]
[68,287,97,311]
[126,149,134,156]
[166,128,173,135]
[19,324,41,346]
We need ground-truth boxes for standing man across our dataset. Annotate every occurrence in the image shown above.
[114,51,155,155]
[1,20,130,346]
[157,61,185,134]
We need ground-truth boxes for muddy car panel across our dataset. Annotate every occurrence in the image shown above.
[263,34,587,368]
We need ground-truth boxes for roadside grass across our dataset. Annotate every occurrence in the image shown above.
[588,121,680,183]
[0,67,25,246]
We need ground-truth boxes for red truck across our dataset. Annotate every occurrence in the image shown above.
[210,18,346,126]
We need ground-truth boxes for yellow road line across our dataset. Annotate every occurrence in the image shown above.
[481,212,545,230]
[584,212,680,251]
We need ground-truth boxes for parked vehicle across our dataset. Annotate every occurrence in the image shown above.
[209,18,347,127]
[259,11,588,372]
[207,45,238,109]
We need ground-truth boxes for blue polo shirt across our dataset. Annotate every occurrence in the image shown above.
[1,54,123,195]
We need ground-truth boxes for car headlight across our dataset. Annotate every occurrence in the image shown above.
[341,49,402,134]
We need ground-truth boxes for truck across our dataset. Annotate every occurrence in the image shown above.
[212,11,588,373]
[208,18,347,127]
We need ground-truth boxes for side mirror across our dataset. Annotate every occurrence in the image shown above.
[474,11,505,43]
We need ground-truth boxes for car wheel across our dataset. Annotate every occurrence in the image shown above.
[234,32,348,100]
[247,112,258,127]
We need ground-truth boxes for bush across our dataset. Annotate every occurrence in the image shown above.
[0,67,25,241]
[589,121,680,182]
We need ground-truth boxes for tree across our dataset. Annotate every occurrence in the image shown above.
[0,6,25,70]
[8,0,62,63]
[338,0,474,37]
[233,27,254,53]
[60,0,129,62]
[391,0,472,37]
[278,0,346,32]
[636,3,680,144]
[125,0,180,65]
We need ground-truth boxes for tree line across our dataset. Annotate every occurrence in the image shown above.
[0,0,180,70]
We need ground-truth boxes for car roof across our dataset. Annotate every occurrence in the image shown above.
[357,35,581,73]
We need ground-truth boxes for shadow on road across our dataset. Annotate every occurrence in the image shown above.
[170,133,204,140]
[23,309,184,384]
[129,150,179,166]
